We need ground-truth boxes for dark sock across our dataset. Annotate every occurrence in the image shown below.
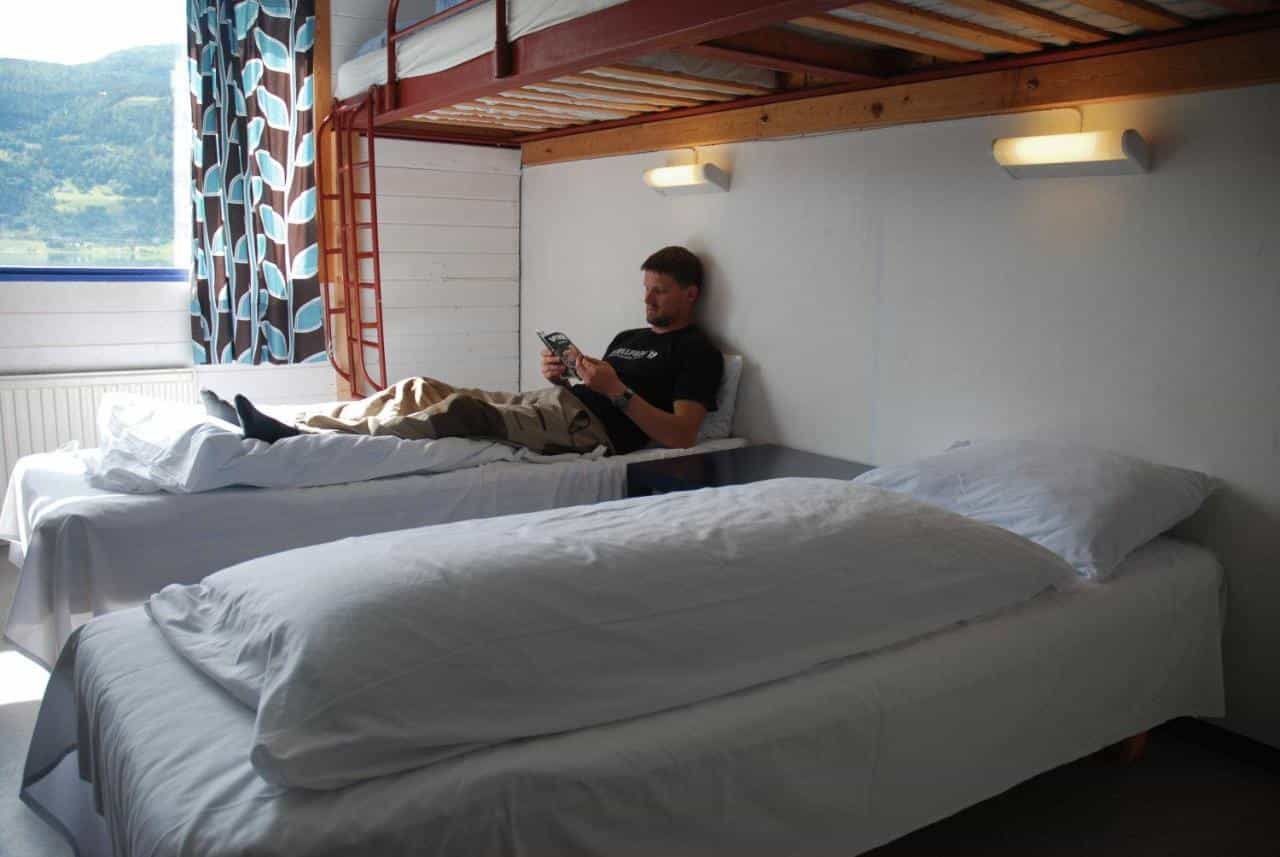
[234,394,302,443]
[200,389,238,424]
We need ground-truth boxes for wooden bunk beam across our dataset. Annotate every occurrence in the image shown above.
[790,13,989,62]
[379,0,878,123]
[521,22,1280,164]
[844,0,1047,53]
[1066,0,1189,31]
[681,27,892,82]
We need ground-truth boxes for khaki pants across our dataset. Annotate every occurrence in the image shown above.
[300,377,612,454]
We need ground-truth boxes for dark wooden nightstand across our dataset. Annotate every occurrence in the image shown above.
[626,444,874,498]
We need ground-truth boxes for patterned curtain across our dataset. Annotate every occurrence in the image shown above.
[188,0,326,365]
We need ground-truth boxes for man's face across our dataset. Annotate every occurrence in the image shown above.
[643,270,696,328]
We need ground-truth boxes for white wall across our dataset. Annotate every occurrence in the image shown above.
[521,83,1280,747]
[361,138,521,391]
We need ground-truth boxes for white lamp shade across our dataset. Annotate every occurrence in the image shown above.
[992,129,1151,178]
[643,162,730,195]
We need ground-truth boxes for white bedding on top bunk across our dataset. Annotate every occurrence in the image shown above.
[0,437,744,667]
[25,537,1224,857]
[335,0,627,100]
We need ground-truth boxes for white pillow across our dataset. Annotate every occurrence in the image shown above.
[696,354,743,441]
[853,438,1215,580]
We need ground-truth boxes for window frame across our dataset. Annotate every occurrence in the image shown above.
[0,267,187,282]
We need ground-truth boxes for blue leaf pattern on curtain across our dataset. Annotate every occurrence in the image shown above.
[188,0,324,365]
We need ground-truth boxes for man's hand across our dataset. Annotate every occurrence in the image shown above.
[539,348,568,385]
[575,352,626,398]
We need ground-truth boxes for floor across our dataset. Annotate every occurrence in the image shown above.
[2,555,1278,857]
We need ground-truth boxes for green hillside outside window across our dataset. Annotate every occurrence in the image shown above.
[0,2,187,271]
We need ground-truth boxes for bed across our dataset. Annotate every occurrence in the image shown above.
[19,439,1225,856]
[21,507,1223,857]
[0,435,744,668]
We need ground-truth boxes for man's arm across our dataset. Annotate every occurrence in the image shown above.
[618,397,707,450]
[575,353,706,449]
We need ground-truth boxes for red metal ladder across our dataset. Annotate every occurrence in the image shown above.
[317,93,388,398]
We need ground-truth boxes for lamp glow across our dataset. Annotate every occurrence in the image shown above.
[643,162,730,195]
[992,129,1151,178]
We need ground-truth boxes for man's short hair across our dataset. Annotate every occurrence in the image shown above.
[642,246,703,291]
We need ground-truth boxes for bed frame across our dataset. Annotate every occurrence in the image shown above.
[317,0,1280,394]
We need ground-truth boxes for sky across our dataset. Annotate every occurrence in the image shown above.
[0,0,184,64]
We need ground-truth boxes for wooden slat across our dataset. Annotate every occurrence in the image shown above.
[588,64,775,95]
[1067,0,1188,30]
[941,0,1112,43]
[522,26,1280,164]
[476,95,637,120]
[791,12,988,61]
[501,88,667,114]
[421,112,557,132]
[846,0,1045,52]
[556,75,726,103]
[444,104,580,127]
[685,27,889,81]
[524,81,699,108]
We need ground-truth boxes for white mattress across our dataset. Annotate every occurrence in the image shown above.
[22,536,1224,857]
[0,438,744,667]
[334,0,778,101]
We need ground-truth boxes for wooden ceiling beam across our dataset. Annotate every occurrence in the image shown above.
[791,12,988,61]
[940,0,1112,43]
[845,0,1045,52]
[683,27,890,82]
[521,25,1280,164]
[1066,0,1188,30]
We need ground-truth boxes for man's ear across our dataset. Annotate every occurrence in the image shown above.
[687,284,700,305]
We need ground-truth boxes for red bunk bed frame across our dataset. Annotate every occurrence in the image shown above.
[316,0,1279,395]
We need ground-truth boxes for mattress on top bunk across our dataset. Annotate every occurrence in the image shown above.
[22,536,1224,857]
[334,0,778,100]
[0,437,745,668]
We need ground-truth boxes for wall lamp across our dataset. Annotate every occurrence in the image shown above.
[643,150,730,195]
[992,129,1152,179]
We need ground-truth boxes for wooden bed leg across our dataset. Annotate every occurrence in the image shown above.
[1104,731,1149,763]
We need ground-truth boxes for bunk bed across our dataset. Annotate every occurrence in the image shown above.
[319,0,1280,392]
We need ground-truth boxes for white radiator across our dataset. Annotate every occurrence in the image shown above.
[0,369,197,498]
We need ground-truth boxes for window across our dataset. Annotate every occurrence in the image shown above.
[0,0,189,272]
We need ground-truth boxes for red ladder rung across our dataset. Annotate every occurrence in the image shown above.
[358,339,381,347]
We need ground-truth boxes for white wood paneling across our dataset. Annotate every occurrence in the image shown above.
[372,196,518,228]
[0,279,190,374]
[381,280,517,308]
[360,167,519,200]
[360,224,518,255]
[367,252,520,281]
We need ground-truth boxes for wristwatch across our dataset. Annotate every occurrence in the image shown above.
[610,387,635,411]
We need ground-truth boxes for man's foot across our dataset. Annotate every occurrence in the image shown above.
[234,394,302,443]
[199,389,238,424]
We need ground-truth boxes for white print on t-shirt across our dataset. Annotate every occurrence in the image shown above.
[609,348,660,360]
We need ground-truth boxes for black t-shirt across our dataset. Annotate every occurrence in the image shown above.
[572,326,724,455]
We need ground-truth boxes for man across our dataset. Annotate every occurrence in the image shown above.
[214,246,723,455]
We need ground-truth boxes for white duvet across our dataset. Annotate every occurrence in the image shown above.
[147,477,1077,791]
[88,393,602,494]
